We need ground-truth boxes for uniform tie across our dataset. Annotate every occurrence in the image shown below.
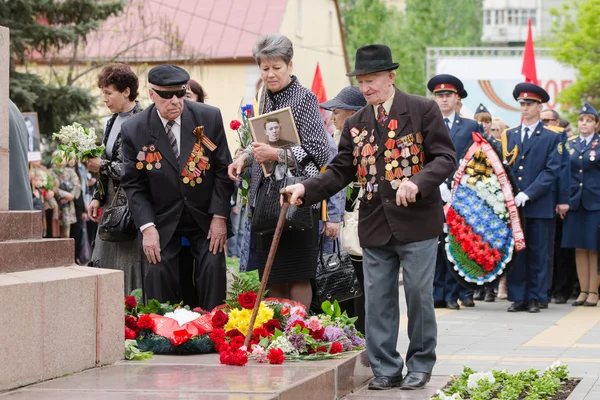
[377,104,388,127]
[165,120,179,161]
[522,127,530,145]
[444,118,450,132]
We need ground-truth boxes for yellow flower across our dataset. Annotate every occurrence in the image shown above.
[223,303,275,334]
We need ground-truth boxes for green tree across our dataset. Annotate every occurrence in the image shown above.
[339,0,483,95]
[0,0,126,138]
[548,0,600,118]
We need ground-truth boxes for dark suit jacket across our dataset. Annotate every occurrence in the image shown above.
[504,123,562,219]
[303,88,456,247]
[121,101,233,249]
[568,133,600,211]
[448,114,482,161]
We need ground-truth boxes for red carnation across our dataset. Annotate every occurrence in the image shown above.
[137,314,155,330]
[238,291,258,309]
[264,319,282,334]
[290,320,306,330]
[220,349,233,364]
[309,327,325,341]
[230,120,242,130]
[252,327,270,340]
[209,329,227,351]
[125,315,138,330]
[230,336,245,351]
[212,310,229,329]
[233,350,249,366]
[316,346,328,353]
[125,327,137,340]
[330,342,343,354]
[226,329,244,339]
[124,296,137,309]
[267,348,285,364]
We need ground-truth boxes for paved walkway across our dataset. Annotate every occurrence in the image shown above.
[345,287,600,399]
[2,287,599,399]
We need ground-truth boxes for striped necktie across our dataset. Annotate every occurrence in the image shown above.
[377,104,388,127]
[165,120,179,161]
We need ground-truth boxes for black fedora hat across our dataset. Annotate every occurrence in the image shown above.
[347,44,399,77]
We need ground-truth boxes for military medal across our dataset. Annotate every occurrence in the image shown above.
[591,150,596,161]
[401,159,409,167]
[136,151,145,169]
[350,127,359,137]
[416,132,423,143]
[146,163,153,171]
[136,162,143,170]
[154,152,163,169]
[412,155,419,164]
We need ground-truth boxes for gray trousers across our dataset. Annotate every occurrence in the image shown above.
[363,236,438,377]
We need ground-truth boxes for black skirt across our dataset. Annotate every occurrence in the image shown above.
[255,211,320,285]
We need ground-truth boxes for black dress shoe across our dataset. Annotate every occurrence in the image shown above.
[507,301,527,312]
[434,300,446,309]
[484,291,496,302]
[446,300,460,310]
[473,290,484,301]
[554,296,567,304]
[528,300,540,313]
[399,372,431,390]
[462,298,475,307]
[368,375,403,390]
[584,292,598,307]
[539,302,548,309]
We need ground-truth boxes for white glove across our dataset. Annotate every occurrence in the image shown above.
[514,192,530,207]
[439,183,452,203]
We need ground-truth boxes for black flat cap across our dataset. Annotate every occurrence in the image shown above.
[427,74,465,97]
[513,82,550,103]
[320,86,366,111]
[148,64,190,87]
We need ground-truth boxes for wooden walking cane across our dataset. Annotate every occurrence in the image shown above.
[243,190,291,349]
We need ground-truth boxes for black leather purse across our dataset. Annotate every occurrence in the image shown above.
[313,235,363,305]
[98,186,138,242]
[251,152,313,234]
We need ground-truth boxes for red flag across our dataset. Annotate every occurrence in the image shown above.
[311,63,332,134]
[521,18,538,85]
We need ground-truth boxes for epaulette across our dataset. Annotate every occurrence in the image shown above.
[569,135,579,141]
[544,125,565,133]
[501,128,518,166]
[508,125,520,133]
[459,115,476,121]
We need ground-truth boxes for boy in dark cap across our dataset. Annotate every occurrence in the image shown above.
[121,64,233,309]
[501,82,564,313]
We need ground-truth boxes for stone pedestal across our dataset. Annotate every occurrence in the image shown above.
[0,24,123,392]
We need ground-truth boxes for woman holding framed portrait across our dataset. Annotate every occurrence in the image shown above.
[228,34,330,308]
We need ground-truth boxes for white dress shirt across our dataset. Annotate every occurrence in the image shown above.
[581,134,593,146]
[156,110,182,153]
[443,112,456,130]
[520,121,539,142]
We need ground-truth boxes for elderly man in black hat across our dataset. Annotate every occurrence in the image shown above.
[284,44,456,390]
[121,64,233,309]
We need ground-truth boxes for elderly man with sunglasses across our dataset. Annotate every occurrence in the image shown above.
[121,64,233,308]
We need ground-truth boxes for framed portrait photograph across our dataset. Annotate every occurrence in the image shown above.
[249,107,301,177]
[22,112,41,162]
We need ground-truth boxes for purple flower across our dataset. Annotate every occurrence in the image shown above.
[287,332,307,353]
[350,334,366,347]
[339,337,353,351]
[324,326,345,342]
[285,314,305,332]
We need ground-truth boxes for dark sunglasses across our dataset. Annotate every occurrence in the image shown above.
[541,118,557,123]
[152,88,186,99]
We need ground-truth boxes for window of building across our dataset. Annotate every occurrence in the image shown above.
[529,9,537,25]
[485,10,492,25]
[521,9,528,26]
[507,9,514,25]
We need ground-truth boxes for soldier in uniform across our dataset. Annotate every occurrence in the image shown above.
[562,103,600,307]
[501,83,562,313]
[121,65,234,309]
[427,74,481,310]
[474,103,493,138]
[285,44,456,390]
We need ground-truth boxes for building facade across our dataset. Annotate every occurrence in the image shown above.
[482,0,569,44]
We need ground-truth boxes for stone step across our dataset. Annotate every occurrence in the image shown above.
[0,211,43,242]
[0,238,74,273]
[1,351,373,399]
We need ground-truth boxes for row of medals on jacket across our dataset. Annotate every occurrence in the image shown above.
[351,120,425,200]
[571,138,598,161]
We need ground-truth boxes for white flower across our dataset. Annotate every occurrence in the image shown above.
[461,175,471,185]
[251,344,265,355]
[546,360,562,371]
[467,371,495,389]
[267,336,298,355]
[436,390,462,400]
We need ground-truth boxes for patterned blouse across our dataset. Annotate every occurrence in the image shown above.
[242,76,330,209]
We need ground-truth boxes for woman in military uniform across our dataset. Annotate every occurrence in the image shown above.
[562,103,600,307]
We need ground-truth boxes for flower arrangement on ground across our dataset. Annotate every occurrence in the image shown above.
[52,122,105,163]
[445,133,525,286]
[209,274,365,366]
[432,362,577,400]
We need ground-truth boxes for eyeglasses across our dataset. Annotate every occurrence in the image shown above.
[541,119,557,123]
[152,88,186,99]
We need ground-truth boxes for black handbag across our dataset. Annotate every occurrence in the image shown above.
[251,152,313,234]
[313,235,363,305]
[98,185,138,242]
